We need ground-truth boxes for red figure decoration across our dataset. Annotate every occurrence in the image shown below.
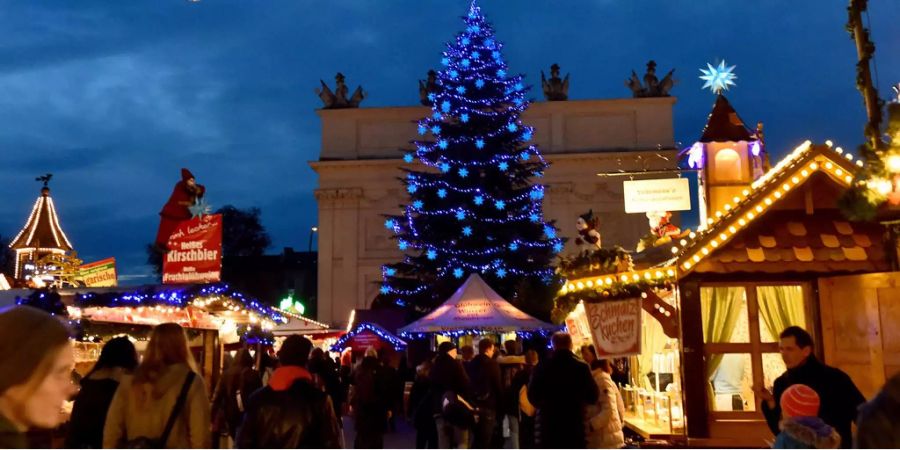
[155,168,206,249]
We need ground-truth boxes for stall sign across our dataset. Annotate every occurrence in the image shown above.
[585,298,642,358]
[163,214,222,284]
[77,258,118,287]
[623,178,691,213]
[349,330,385,352]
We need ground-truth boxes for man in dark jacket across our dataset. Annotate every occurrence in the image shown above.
[527,332,599,449]
[430,341,472,449]
[756,326,865,449]
[469,338,503,449]
[350,348,390,449]
[236,335,342,449]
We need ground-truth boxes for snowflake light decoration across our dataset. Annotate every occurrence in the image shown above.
[699,60,737,94]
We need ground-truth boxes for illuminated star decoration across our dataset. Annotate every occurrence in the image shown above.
[189,198,212,218]
[699,60,737,94]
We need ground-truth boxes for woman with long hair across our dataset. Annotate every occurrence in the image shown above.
[0,306,77,448]
[103,323,210,448]
[210,348,260,440]
[66,337,138,448]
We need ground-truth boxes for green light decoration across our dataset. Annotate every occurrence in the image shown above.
[279,294,305,315]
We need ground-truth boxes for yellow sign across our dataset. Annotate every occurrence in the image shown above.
[77,258,118,287]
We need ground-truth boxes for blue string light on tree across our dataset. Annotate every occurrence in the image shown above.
[377,0,562,314]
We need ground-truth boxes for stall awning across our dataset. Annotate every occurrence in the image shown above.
[398,274,556,335]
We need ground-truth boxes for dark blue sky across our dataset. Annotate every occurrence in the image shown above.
[2,1,898,284]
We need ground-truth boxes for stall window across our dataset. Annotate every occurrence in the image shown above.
[714,148,743,182]
[701,284,809,414]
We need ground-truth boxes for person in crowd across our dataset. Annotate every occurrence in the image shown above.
[66,337,138,448]
[430,341,472,449]
[856,373,900,448]
[257,351,277,387]
[512,350,539,449]
[580,344,603,371]
[351,347,390,449]
[586,359,625,449]
[408,358,438,449]
[210,348,261,441]
[104,323,210,448]
[497,341,525,449]
[528,332,599,449]
[754,326,864,448]
[772,384,840,449]
[379,350,404,433]
[0,306,77,449]
[339,349,353,417]
[309,347,345,425]
[236,335,341,448]
[469,338,502,449]
[460,345,475,379]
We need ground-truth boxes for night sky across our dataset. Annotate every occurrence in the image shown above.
[2,1,898,284]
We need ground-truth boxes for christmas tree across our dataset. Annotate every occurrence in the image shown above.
[377,1,563,318]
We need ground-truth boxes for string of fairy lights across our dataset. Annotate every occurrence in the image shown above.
[380,1,562,305]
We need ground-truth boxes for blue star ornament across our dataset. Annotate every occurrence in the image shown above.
[699,60,737,94]
[189,198,211,218]
[453,268,464,278]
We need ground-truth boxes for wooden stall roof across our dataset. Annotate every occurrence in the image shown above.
[675,141,890,277]
[691,209,888,274]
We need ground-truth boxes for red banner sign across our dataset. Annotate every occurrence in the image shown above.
[585,298,642,358]
[163,214,222,284]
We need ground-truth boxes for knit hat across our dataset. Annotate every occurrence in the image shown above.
[781,384,820,418]
[0,306,71,394]
[180,168,195,182]
[438,341,457,354]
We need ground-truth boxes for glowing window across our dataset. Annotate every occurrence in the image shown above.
[715,148,743,182]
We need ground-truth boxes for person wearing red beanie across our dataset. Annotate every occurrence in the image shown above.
[774,384,840,449]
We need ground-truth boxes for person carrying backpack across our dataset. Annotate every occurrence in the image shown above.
[103,323,210,448]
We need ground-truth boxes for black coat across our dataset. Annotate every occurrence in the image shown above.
[429,353,471,415]
[469,354,502,411]
[211,366,262,437]
[235,378,342,449]
[527,350,599,449]
[66,374,122,448]
[761,356,865,449]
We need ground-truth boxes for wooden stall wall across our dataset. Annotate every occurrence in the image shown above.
[818,272,900,399]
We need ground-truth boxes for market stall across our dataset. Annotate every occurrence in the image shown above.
[17,283,287,390]
[399,273,557,339]
[554,87,900,446]
[556,140,900,446]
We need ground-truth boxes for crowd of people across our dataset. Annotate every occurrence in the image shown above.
[1,305,899,449]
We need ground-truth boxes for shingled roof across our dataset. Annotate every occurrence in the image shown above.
[699,94,754,143]
[9,186,74,251]
[675,142,884,275]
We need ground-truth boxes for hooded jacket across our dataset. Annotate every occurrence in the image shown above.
[235,365,342,449]
[103,363,210,449]
[774,416,841,449]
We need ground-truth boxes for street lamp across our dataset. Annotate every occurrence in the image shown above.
[308,226,318,253]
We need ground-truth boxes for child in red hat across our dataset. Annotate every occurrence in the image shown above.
[774,384,840,448]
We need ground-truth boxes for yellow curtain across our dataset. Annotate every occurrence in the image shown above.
[637,310,667,389]
[756,286,806,341]
[700,287,744,408]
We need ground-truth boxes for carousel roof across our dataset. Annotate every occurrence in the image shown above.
[399,274,556,335]
[10,186,73,251]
